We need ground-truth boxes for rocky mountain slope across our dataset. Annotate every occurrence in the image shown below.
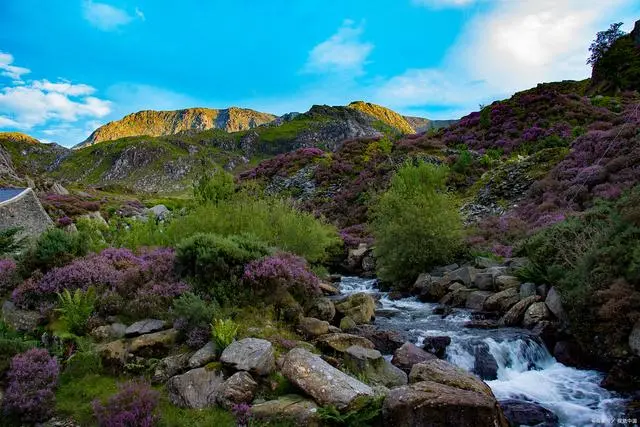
[403,116,459,133]
[347,101,416,134]
[77,107,278,148]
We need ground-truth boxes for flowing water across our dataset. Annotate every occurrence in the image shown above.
[339,276,629,427]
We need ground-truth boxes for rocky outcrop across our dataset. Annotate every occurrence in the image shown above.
[500,296,542,326]
[78,107,277,148]
[281,348,374,411]
[220,338,275,376]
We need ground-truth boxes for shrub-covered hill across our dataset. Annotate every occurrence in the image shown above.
[76,107,278,148]
[241,80,640,248]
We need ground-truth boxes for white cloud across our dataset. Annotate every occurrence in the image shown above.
[304,20,374,75]
[373,0,635,118]
[0,51,31,81]
[82,1,143,31]
[32,80,96,96]
[412,0,476,8]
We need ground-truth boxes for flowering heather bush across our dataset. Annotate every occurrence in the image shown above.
[0,258,18,295]
[232,403,252,427]
[339,224,374,248]
[92,380,159,427]
[12,247,187,318]
[57,216,73,227]
[41,193,101,218]
[3,348,59,423]
[244,252,321,307]
[240,147,325,180]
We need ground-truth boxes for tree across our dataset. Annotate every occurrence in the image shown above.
[371,161,463,286]
[587,22,626,66]
[193,168,235,205]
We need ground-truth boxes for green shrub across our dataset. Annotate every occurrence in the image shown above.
[172,292,218,327]
[317,395,384,427]
[20,228,88,273]
[75,217,110,253]
[193,169,235,205]
[371,162,463,286]
[211,318,238,352]
[0,321,39,373]
[55,288,97,335]
[0,227,25,256]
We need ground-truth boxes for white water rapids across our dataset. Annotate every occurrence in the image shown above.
[339,276,630,427]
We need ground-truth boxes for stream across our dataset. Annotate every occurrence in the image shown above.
[340,276,629,427]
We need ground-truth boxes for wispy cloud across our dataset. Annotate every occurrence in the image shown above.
[304,20,374,75]
[0,51,31,81]
[82,1,143,31]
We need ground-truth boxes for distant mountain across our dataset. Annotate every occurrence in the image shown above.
[403,116,459,133]
[76,107,278,148]
[0,133,69,187]
[347,101,416,134]
[0,132,41,145]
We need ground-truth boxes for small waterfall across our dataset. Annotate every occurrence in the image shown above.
[338,276,631,427]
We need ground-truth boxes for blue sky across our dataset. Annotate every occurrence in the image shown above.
[1,0,638,147]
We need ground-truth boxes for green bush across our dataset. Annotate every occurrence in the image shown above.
[371,162,463,286]
[55,288,97,335]
[193,169,235,205]
[20,228,88,273]
[75,217,110,253]
[211,318,238,352]
[176,233,270,303]
[0,227,25,256]
[172,292,218,327]
[317,395,384,427]
[0,320,39,373]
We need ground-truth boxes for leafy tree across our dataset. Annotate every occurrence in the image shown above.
[193,168,235,205]
[587,22,626,66]
[371,162,463,285]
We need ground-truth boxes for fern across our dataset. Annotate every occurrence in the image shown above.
[55,287,96,335]
[317,396,384,427]
[211,318,238,352]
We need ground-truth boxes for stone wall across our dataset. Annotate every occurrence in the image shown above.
[0,188,53,237]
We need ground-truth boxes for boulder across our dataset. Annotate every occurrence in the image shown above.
[298,317,330,338]
[475,257,502,269]
[99,339,128,366]
[339,316,357,331]
[90,323,127,342]
[319,282,339,296]
[166,367,225,409]
[506,257,530,271]
[281,348,374,411]
[129,329,178,356]
[335,293,376,324]
[307,297,335,321]
[499,399,559,427]
[149,204,170,221]
[486,266,509,278]
[519,282,537,299]
[532,321,560,350]
[473,343,499,381]
[523,302,551,329]
[474,273,495,291]
[537,284,549,299]
[422,336,451,359]
[466,291,494,311]
[483,288,520,313]
[124,319,166,337]
[382,381,506,427]
[500,296,542,326]
[440,287,474,307]
[251,395,320,427]
[495,276,521,290]
[431,264,459,275]
[346,243,372,273]
[350,325,405,354]
[445,266,477,287]
[408,359,494,398]
[545,287,568,323]
[414,274,448,302]
[392,342,437,373]
[553,341,586,367]
[220,338,275,376]
[152,353,192,383]
[317,333,375,353]
[217,371,258,409]
[344,345,408,388]
[630,319,640,357]
[188,341,217,369]
[1,301,43,332]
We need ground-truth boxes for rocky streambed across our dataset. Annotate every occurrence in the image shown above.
[339,275,629,427]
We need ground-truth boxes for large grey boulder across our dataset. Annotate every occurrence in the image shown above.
[166,367,225,409]
[344,345,407,388]
[317,333,375,353]
[152,353,192,383]
[91,323,127,342]
[2,301,43,332]
[129,329,178,356]
[281,348,374,411]
[500,399,559,427]
[629,319,640,356]
[335,292,376,324]
[298,317,330,338]
[124,319,166,337]
[500,296,542,326]
[149,204,170,221]
[495,275,521,290]
[414,274,448,302]
[188,341,217,369]
[483,287,520,313]
[545,287,568,322]
[523,302,551,329]
[350,325,405,354]
[466,291,494,311]
[439,287,474,307]
[422,336,451,359]
[408,359,495,398]
[382,381,507,427]
[391,342,437,373]
[251,395,320,427]
[519,282,537,299]
[220,338,275,376]
[474,272,495,291]
[445,266,477,287]
[307,297,336,322]
[217,372,258,409]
